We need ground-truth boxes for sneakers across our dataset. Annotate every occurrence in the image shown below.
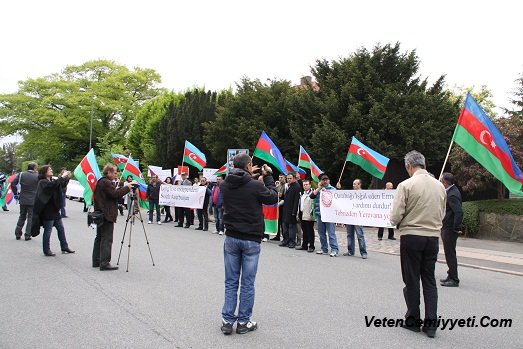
[236,321,257,334]
[329,251,338,257]
[342,252,353,256]
[148,221,152,224]
[218,231,224,235]
[262,237,268,242]
[361,254,368,259]
[316,250,327,255]
[157,221,162,225]
[213,230,219,234]
[221,320,233,335]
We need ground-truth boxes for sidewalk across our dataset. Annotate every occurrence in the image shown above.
[330,227,523,276]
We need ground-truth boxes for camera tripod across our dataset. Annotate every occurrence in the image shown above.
[117,191,155,272]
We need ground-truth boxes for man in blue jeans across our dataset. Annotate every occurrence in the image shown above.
[344,178,368,259]
[310,173,339,257]
[219,154,278,335]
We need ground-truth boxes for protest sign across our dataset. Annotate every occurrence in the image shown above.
[159,185,206,209]
[319,190,396,227]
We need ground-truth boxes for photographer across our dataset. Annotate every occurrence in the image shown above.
[219,154,278,335]
[92,164,135,271]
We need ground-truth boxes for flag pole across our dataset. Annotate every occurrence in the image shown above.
[337,161,347,186]
[439,140,454,180]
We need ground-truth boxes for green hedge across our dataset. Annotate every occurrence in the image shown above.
[462,199,523,236]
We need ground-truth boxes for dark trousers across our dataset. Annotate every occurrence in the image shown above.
[15,204,33,238]
[378,227,395,239]
[42,218,68,253]
[441,228,459,282]
[92,221,114,268]
[197,209,209,230]
[164,206,173,222]
[176,207,191,227]
[274,206,284,239]
[60,192,67,217]
[300,220,315,248]
[148,201,160,222]
[400,235,439,330]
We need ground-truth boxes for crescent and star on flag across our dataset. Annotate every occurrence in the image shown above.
[480,130,496,149]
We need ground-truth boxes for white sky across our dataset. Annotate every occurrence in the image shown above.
[1,0,522,113]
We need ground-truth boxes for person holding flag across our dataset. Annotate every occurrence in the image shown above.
[0,171,10,211]
[309,173,339,257]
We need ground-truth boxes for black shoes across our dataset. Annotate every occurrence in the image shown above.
[44,251,56,257]
[307,247,315,253]
[441,279,459,287]
[236,321,257,334]
[184,225,190,229]
[25,236,32,241]
[221,320,233,335]
[401,323,420,333]
[15,236,21,240]
[176,224,183,227]
[100,264,119,271]
[270,236,280,241]
[61,248,75,254]
[195,227,203,230]
[388,237,396,240]
[422,327,436,338]
[295,246,308,250]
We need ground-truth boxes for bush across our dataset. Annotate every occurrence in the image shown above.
[462,199,523,236]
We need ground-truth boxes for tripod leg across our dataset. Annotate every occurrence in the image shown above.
[117,200,134,265]
[137,207,156,266]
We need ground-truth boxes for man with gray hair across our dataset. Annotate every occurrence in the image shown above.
[439,172,463,287]
[12,162,39,240]
[390,151,446,338]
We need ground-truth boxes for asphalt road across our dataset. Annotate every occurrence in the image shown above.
[1,201,522,349]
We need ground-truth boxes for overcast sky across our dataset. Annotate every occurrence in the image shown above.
[1,0,521,114]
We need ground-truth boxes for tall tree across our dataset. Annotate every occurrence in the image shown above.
[0,60,162,170]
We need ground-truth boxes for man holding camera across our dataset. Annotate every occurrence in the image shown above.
[92,164,135,271]
[219,154,278,335]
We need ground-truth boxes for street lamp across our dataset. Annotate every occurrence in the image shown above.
[79,87,94,150]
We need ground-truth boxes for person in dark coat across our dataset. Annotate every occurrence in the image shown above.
[31,165,75,256]
[279,172,301,248]
[92,164,134,271]
[440,172,464,287]
[12,162,39,240]
[196,177,212,231]
[147,174,162,224]
[219,154,278,335]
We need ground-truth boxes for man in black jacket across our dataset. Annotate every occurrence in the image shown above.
[219,153,278,335]
[12,162,39,240]
[146,174,161,224]
[278,172,300,248]
[92,164,134,271]
[440,172,464,287]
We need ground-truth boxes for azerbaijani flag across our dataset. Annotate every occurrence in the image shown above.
[183,140,207,171]
[285,160,306,179]
[298,146,323,181]
[122,156,149,209]
[112,153,128,170]
[262,203,278,235]
[252,131,288,175]
[346,137,390,179]
[0,173,17,207]
[73,149,102,207]
[452,93,523,195]
[213,163,228,176]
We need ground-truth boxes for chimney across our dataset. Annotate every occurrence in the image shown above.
[300,76,312,85]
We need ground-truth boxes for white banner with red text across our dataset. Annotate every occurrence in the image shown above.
[159,185,206,209]
[319,189,396,227]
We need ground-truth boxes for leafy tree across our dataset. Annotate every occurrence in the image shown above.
[0,60,163,170]
[154,89,224,171]
[311,43,459,186]
[0,142,18,173]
